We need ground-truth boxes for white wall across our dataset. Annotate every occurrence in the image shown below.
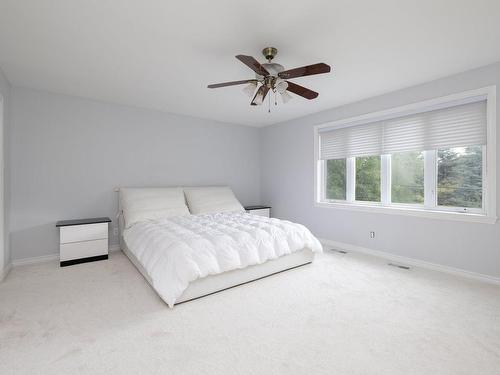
[261,62,500,278]
[10,88,261,260]
[0,67,11,276]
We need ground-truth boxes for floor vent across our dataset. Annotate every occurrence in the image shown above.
[388,262,411,270]
[332,249,348,254]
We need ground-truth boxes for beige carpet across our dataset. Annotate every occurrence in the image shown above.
[1,250,499,375]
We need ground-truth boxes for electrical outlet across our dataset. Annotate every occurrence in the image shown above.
[369,231,375,239]
[113,227,119,236]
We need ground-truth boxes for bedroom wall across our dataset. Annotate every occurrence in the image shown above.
[260,62,500,279]
[0,67,11,275]
[9,88,261,260]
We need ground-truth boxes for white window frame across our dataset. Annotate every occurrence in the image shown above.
[314,86,497,224]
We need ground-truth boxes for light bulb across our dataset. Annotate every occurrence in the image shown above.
[276,79,288,94]
[242,82,257,98]
[281,91,292,104]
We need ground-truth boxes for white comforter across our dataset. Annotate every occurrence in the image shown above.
[123,212,323,307]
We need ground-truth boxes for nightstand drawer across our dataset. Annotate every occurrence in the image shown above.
[60,239,108,261]
[247,208,270,217]
[60,222,108,244]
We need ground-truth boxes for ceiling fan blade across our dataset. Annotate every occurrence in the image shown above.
[286,81,319,99]
[207,79,257,89]
[236,55,270,76]
[278,63,331,79]
[251,85,270,106]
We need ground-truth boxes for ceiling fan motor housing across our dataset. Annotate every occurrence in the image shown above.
[257,63,285,81]
[259,47,283,80]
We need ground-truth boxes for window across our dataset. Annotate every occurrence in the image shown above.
[356,156,380,202]
[325,159,346,200]
[391,151,424,204]
[315,87,496,223]
[437,146,483,209]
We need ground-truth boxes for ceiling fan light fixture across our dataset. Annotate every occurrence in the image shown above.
[251,87,266,106]
[276,79,288,94]
[242,81,257,98]
[281,91,292,104]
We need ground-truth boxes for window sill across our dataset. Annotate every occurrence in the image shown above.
[315,201,497,224]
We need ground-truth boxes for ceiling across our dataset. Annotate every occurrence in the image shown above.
[1,0,500,127]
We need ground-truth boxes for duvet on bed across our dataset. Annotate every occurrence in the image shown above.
[123,212,322,307]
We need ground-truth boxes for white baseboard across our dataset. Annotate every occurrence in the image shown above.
[320,238,500,286]
[12,253,59,267]
[109,244,121,252]
[1,262,12,282]
[11,244,121,267]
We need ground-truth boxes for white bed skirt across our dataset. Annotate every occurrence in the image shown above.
[122,243,314,305]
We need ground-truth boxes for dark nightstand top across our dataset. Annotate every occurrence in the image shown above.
[244,205,271,210]
[56,217,111,227]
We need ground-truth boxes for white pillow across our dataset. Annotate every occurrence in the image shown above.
[184,186,244,215]
[120,187,190,228]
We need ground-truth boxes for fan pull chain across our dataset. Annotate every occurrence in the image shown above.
[268,90,271,113]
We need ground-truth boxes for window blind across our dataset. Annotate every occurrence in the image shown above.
[319,100,487,160]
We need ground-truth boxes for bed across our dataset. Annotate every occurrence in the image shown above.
[118,187,322,307]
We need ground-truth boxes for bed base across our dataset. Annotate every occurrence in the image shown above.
[122,244,314,305]
[174,261,311,306]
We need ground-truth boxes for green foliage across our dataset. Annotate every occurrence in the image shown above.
[391,152,424,204]
[437,146,482,208]
[324,147,482,208]
[356,156,380,202]
[326,159,346,200]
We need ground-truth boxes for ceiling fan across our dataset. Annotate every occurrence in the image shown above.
[207,47,331,110]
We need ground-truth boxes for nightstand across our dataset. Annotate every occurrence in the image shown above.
[56,217,111,267]
[244,205,271,218]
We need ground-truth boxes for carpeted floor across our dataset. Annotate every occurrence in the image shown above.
[1,250,499,375]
